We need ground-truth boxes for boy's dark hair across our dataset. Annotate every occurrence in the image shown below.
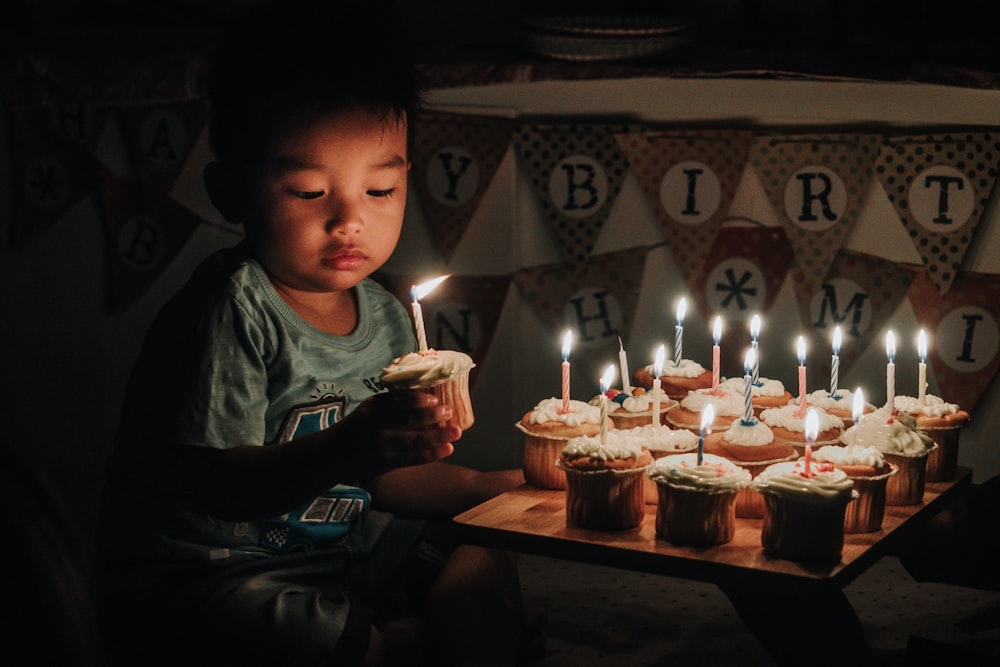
[206,1,424,166]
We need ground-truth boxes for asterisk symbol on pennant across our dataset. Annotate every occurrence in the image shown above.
[715,267,757,311]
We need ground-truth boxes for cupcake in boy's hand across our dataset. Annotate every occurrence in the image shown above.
[382,350,476,431]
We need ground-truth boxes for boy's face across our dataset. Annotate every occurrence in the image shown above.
[243,108,409,296]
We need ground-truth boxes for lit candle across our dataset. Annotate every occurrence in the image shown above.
[698,403,715,466]
[803,407,818,477]
[750,314,761,385]
[674,298,687,366]
[830,326,842,395]
[796,336,808,418]
[599,364,616,444]
[885,331,896,410]
[852,387,865,425]
[742,347,756,423]
[410,275,449,353]
[618,336,631,394]
[917,329,928,405]
[711,316,723,394]
[560,330,573,414]
[652,344,665,427]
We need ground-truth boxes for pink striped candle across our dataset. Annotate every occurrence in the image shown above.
[560,330,573,414]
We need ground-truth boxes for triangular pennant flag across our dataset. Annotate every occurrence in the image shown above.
[380,273,512,388]
[513,123,630,264]
[691,224,794,373]
[615,128,755,283]
[750,133,881,296]
[99,172,202,314]
[7,104,108,246]
[875,131,1000,296]
[794,249,917,383]
[410,112,512,263]
[908,269,1000,413]
[116,99,207,198]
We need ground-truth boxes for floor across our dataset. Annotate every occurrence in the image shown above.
[515,553,1000,666]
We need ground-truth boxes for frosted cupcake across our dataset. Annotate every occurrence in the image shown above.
[702,417,797,518]
[665,388,743,432]
[515,398,614,490]
[811,444,898,533]
[634,358,712,401]
[590,387,679,430]
[719,376,793,415]
[617,424,700,503]
[382,349,475,430]
[801,388,875,427]
[893,394,970,481]
[647,452,752,546]
[759,404,844,455]
[840,407,935,506]
[556,431,652,531]
[752,459,857,562]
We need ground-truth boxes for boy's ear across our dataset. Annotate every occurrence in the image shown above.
[203,161,244,225]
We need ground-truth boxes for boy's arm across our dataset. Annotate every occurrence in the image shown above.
[369,462,525,518]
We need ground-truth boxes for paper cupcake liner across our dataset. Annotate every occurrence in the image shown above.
[758,489,857,562]
[516,423,571,490]
[883,444,936,506]
[654,482,739,546]
[555,460,647,531]
[919,425,962,482]
[419,372,474,431]
[643,446,699,504]
[843,463,898,533]
[729,452,799,519]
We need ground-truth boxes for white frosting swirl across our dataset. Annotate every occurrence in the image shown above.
[893,394,961,418]
[526,398,604,427]
[811,444,886,469]
[588,392,665,415]
[719,376,786,397]
[721,418,775,446]
[620,424,699,452]
[562,431,645,462]
[680,388,744,417]
[839,407,934,456]
[381,350,475,388]
[645,358,705,378]
[752,460,855,499]
[760,404,844,433]
[800,389,872,413]
[647,453,752,491]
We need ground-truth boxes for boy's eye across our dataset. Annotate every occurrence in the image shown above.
[290,190,324,200]
[367,189,394,198]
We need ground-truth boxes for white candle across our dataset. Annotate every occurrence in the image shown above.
[674,298,687,366]
[618,336,631,394]
[711,316,723,394]
[750,314,761,385]
[599,365,616,444]
[698,403,715,466]
[917,329,928,405]
[885,331,896,410]
[831,326,842,395]
[560,330,573,414]
[652,344,665,427]
[410,275,449,353]
[743,347,756,423]
[796,336,808,417]
[804,408,818,477]
[852,387,865,424]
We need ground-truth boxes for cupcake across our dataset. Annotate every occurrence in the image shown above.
[381,349,475,430]
[759,404,844,456]
[647,452,752,546]
[752,459,857,563]
[702,417,797,518]
[634,358,712,401]
[665,388,743,432]
[719,376,793,415]
[623,424,700,503]
[515,398,614,490]
[811,444,898,533]
[840,407,936,506]
[800,388,875,427]
[595,387,679,430]
[555,431,653,531]
[893,394,970,481]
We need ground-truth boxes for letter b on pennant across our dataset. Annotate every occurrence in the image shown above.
[549,155,608,218]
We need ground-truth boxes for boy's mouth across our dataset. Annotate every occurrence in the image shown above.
[322,249,368,270]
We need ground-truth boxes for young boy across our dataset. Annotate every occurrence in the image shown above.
[96,5,531,665]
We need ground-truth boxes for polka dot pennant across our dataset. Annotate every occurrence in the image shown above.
[908,269,1000,413]
[615,128,755,285]
[513,246,648,351]
[792,249,917,380]
[411,112,513,263]
[874,132,1000,297]
[513,123,630,265]
[750,133,881,297]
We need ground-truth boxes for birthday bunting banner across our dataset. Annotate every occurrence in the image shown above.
[751,133,881,297]
[615,128,755,284]
[410,112,513,263]
[381,273,512,387]
[795,249,917,383]
[115,99,207,198]
[908,269,1000,413]
[874,132,1000,296]
[7,104,108,246]
[513,122,631,265]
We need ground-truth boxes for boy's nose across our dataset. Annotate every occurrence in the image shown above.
[326,199,363,235]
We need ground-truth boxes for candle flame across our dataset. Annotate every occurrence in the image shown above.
[886,330,896,362]
[743,347,756,375]
[412,274,449,301]
[561,330,573,361]
[805,407,819,445]
[599,364,616,394]
[653,344,666,376]
[676,297,687,325]
[917,329,927,362]
[852,387,865,423]
[796,336,806,366]
[712,316,723,345]
[700,403,715,436]
[750,314,761,340]
[832,326,842,355]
